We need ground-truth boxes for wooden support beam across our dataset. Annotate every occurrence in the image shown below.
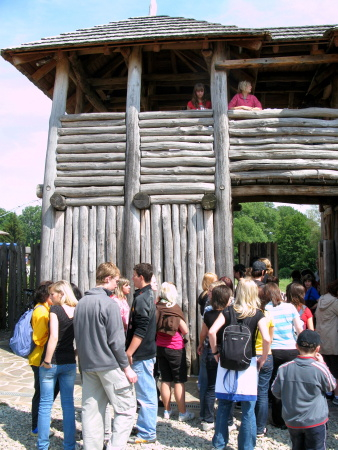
[68,52,108,112]
[11,52,53,65]
[216,54,338,70]
[229,39,263,51]
[31,59,56,82]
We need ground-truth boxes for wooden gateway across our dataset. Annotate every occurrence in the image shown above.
[2,16,338,370]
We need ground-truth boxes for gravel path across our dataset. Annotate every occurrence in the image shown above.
[1,400,338,449]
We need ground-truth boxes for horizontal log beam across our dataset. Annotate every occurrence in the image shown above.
[55,176,125,186]
[231,169,338,181]
[61,120,126,128]
[140,126,214,136]
[141,135,214,143]
[140,183,214,195]
[141,166,215,175]
[57,162,125,170]
[140,142,213,151]
[57,169,125,177]
[58,134,126,144]
[230,136,338,145]
[227,108,338,119]
[56,144,126,153]
[57,154,125,162]
[60,113,125,121]
[230,127,338,137]
[231,143,338,151]
[142,150,215,158]
[139,118,214,128]
[230,159,338,171]
[141,174,214,184]
[216,54,338,70]
[233,195,338,205]
[229,117,338,129]
[141,157,215,167]
[150,194,204,204]
[232,185,338,197]
[139,110,213,119]
[229,150,338,160]
[55,186,124,197]
[65,197,124,206]
[58,126,126,135]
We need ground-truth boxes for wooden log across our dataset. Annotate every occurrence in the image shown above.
[88,206,97,288]
[96,206,106,266]
[61,119,126,128]
[0,245,8,327]
[211,43,233,278]
[141,157,215,167]
[139,110,213,119]
[229,117,338,129]
[230,143,338,151]
[230,127,338,137]
[139,118,214,128]
[133,193,151,209]
[57,169,125,177]
[50,192,67,210]
[151,204,163,287]
[65,197,124,206]
[141,142,213,151]
[123,46,142,277]
[179,205,188,314]
[141,135,214,143]
[231,169,338,181]
[232,185,338,197]
[151,194,204,204]
[40,54,69,281]
[142,151,215,158]
[141,166,215,175]
[58,126,126,135]
[162,205,175,282]
[60,113,126,122]
[116,206,124,272]
[201,193,217,210]
[57,143,126,153]
[55,186,124,197]
[140,209,151,264]
[57,162,126,170]
[141,183,215,195]
[322,240,336,292]
[57,154,125,163]
[140,126,214,136]
[229,150,338,160]
[36,184,43,199]
[58,134,127,144]
[55,177,125,187]
[172,204,182,307]
[62,207,73,280]
[71,207,79,286]
[106,206,117,264]
[230,135,338,145]
[228,108,338,119]
[196,205,205,342]
[79,206,89,294]
[204,210,216,273]
[52,211,65,282]
[141,174,214,184]
[230,160,338,172]
[187,204,198,374]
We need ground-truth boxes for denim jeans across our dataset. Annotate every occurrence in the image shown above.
[199,346,218,423]
[288,424,326,450]
[37,363,76,450]
[132,358,158,440]
[255,354,273,434]
[212,399,256,450]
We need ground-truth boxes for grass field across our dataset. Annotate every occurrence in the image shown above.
[279,278,291,293]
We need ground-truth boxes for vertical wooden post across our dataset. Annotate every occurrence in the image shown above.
[40,53,69,281]
[123,46,142,278]
[331,73,338,108]
[211,43,234,278]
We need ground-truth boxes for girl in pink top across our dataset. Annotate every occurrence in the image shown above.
[111,277,130,331]
[187,83,212,110]
[229,80,262,111]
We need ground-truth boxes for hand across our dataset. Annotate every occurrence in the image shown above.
[257,356,266,370]
[126,351,133,366]
[197,344,203,356]
[41,361,52,369]
[214,353,220,363]
[315,352,324,363]
[124,366,138,383]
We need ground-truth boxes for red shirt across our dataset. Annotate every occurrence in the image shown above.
[228,93,262,109]
[187,100,212,110]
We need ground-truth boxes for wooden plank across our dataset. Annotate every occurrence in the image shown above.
[57,169,125,177]
[57,154,126,162]
[227,108,338,119]
[71,207,79,286]
[58,126,126,135]
[106,206,117,265]
[141,135,214,143]
[55,177,125,186]
[162,205,174,282]
[141,183,214,195]
[141,157,215,167]
[141,150,215,158]
[57,143,126,153]
[172,204,182,307]
[141,174,214,184]
[141,166,215,175]
[216,54,338,70]
[55,186,123,197]
[151,204,163,288]
[96,206,106,267]
[58,134,126,144]
[52,210,65,282]
[65,197,124,206]
[57,162,126,170]
[196,205,205,342]
[141,142,213,151]
[139,118,214,128]
[230,127,338,137]
[229,117,338,129]
[0,245,8,328]
[150,194,204,204]
[204,210,215,273]
[116,206,124,271]
[60,112,126,121]
[229,150,338,160]
[79,206,89,294]
[140,126,214,136]
[230,160,338,172]
[62,207,73,280]
[230,136,338,145]
[140,209,151,264]
[88,206,97,288]
[61,119,126,128]
[139,110,213,119]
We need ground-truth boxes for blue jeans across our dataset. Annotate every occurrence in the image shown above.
[132,358,158,440]
[212,399,256,450]
[255,354,273,434]
[288,424,326,450]
[37,363,76,450]
[199,346,218,423]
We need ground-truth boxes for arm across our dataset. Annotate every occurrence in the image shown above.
[126,336,142,366]
[178,318,188,336]
[306,316,314,331]
[271,370,282,399]
[41,312,58,367]
[257,316,270,370]
[293,315,303,335]
[209,313,226,362]
[197,322,209,355]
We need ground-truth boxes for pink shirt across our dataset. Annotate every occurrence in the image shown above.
[156,331,184,350]
[228,93,262,109]
[111,295,130,330]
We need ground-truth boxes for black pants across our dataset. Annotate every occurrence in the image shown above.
[288,424,326,450]
[271,349,299,427]
[31,365,60,430]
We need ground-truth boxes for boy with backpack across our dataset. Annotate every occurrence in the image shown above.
[271,330,336,450]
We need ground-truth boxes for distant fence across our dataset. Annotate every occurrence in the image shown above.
[238,242,278,277]
[0,243,40,330]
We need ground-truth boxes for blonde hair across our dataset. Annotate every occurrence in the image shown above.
[234,278,260,318]
[49,280,78,307]
[159,282,178,307]
[114,277,130,300]
[238,80,252,93]
[208,280,225,291]
[259,258,273,276]
[202,272,218,294]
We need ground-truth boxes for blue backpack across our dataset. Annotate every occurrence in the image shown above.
[9,305,42,357]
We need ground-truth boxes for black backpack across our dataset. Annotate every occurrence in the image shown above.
[220,306,252,371]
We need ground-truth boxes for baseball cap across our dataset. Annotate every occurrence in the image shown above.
[252,260,266,272]
[296,330,321,349]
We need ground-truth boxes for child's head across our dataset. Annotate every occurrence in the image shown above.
[302,273,314,289]
[296,330,321,355]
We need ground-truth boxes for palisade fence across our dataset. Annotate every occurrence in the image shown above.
[0,243,40,330]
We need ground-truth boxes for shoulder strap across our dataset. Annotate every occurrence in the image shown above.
[228,305,239,325]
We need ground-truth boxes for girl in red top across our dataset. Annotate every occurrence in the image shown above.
[288,283,314,330]
[187,83,211,110]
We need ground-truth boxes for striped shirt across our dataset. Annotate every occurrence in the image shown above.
[266,302,298,349]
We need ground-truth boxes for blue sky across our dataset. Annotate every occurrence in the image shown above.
[0,0,337,213]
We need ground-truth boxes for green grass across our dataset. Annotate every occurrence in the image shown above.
[279,278,291,293]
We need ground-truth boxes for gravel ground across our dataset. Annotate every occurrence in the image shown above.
[1,400,338,449]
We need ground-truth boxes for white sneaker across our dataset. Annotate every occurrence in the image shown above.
[178,411,195,422]
[202,421,214,431]
[163,409,172,419]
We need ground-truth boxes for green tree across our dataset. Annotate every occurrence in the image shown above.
[18,206,42,244]
[1,212,25,243]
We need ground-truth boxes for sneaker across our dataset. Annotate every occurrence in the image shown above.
[201,421,214,431]
[332,397,338,406]
[228,423,237,432]
[257,427,267,437]
[178,411,195,422]
[128,436,157,444]
[163,409,172,419]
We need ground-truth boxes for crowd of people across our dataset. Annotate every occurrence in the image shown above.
[27,257,338,450]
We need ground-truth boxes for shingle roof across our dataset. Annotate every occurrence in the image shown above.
[257,24,338,41]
